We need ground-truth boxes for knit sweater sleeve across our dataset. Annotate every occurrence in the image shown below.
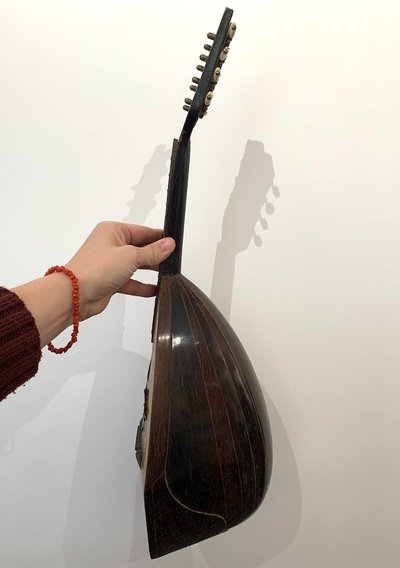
[0,286,42,402]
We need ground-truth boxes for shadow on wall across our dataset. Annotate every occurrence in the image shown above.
[199,141,302,566]
[0,140,299,567]
[211,140,280,320]
[0,363,71,457]
[0,145,169,460]
[61,145,195,568]
[124,145,170,225]
[62,139,300,568]
[198,389,302,567]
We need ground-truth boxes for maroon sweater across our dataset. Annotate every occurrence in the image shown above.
[0,287,41,402]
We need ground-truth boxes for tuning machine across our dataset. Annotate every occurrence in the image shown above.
[228,22,236,39]
[204,92,213,106]
[212,67,221,84]
[219,46,229,62]
[183,97,192,112]
[183,19,237,116]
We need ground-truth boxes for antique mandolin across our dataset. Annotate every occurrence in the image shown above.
[135,7,273,559]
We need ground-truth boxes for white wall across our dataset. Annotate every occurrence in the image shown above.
[1,1,399,566]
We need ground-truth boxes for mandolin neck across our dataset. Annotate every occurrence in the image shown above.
[160,137,191,276]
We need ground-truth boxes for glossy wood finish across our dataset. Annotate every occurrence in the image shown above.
[136,7,273,559]
[139,275,272,558]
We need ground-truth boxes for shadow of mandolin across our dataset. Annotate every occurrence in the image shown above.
[136,8,273,559]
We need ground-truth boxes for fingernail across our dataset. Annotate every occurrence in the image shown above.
[160,237,175,252]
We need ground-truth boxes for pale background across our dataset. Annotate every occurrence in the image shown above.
[1,1,399,567]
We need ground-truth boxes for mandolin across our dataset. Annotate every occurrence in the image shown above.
[135,7,273,559]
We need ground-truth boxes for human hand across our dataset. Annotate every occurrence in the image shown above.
[66,221,175,320]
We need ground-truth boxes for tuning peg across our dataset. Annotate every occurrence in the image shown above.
[265,202,275,214]
[190,84,197,92]
[212,67,221,83]
[185,98,193,105]
[253,232,262,247]
[207,32,216,40]
[199,54,208,62]
[228,23,237,39]
[219,47,229,61]
[192,76,200,84]
[204,91,213,106]
[196,64,205,72]
[271,184,280,198]
[183,104,191,112]
[204,43,212,51]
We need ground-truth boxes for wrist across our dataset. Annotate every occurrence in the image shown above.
[65,260,111,320]
[12,273,74,348]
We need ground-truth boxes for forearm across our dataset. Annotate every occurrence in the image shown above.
[12,273,73,349]
[0,287,42,401]
[0,222,174,402]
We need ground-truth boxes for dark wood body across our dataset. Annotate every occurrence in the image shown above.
[135,7,273,558]
[140,274,272,558]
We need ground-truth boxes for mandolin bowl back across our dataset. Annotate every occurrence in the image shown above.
[140,274,273,558]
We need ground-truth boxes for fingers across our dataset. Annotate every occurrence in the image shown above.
[92,221,165,247]
[117,223,165,246]
[118,279,157,298]
[132,237,175,269]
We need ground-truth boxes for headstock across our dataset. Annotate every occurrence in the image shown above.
[181,8,236,136]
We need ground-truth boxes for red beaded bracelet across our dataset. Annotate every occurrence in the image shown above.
[44,265,80,354]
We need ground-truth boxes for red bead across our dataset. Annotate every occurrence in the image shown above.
[44,265,80,354]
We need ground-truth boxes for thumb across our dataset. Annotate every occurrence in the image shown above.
[134,237,175,269]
